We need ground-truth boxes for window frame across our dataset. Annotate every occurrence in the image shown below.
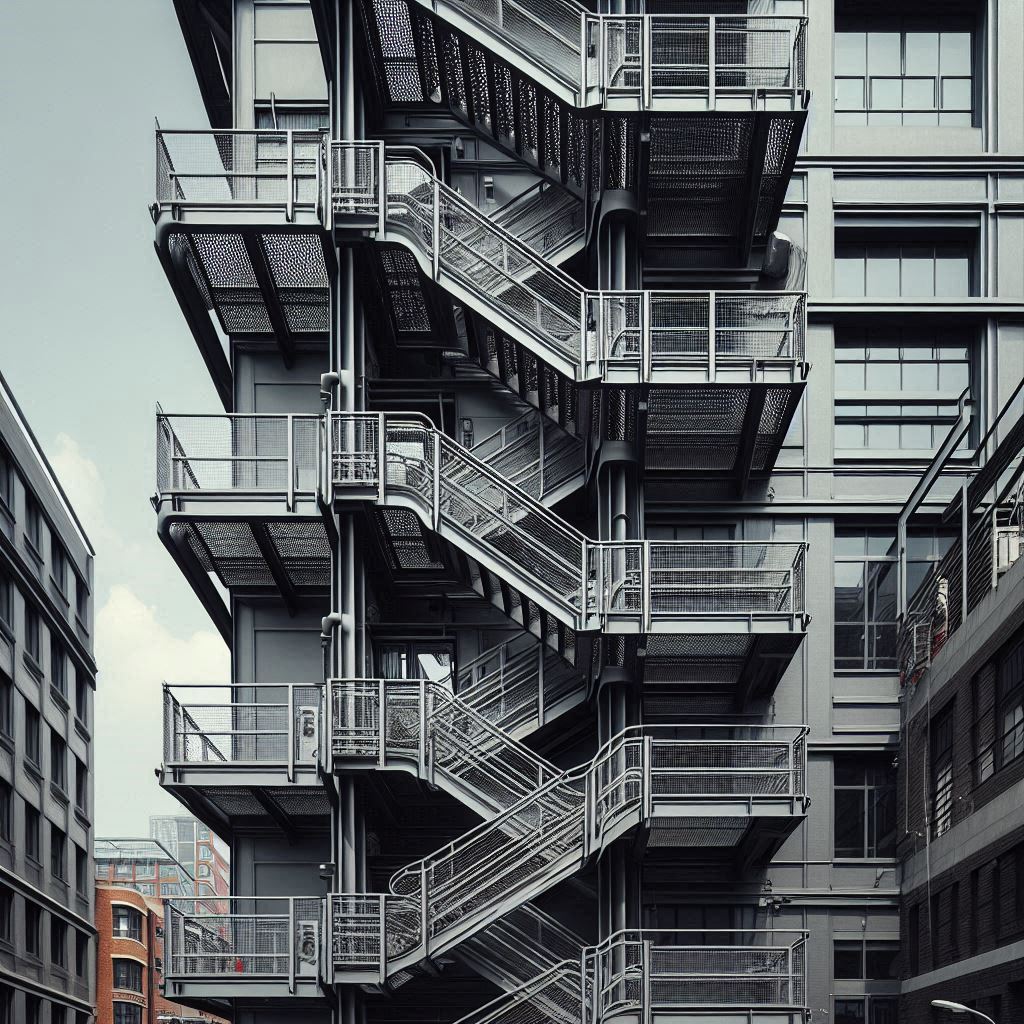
[931,702,955,838]
[112,905,143,943]
[833,527,899,672]
[112,957,144,993]
[833,753,897,859]
[50,823,67,882]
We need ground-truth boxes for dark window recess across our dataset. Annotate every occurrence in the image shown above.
[50,824,67,880]
[112,906,143,942]
[25,494,41,550]
[0,886,11,943]
[931,703,955,838]
[834,240,974,298]
[51,918,67,968]
[834,754,897,858]
[75,930,88,976]
[75,674,88,724]
[25,804,40,861]
[113,958,144,992]
[25,605,40,662]
[0,783,9,842]
[0,569,10,627]
[26,903,41,956]
[75,758,87,812]
[50,732,67,790]
[0,679,9,740]
[834,529,898,670]
[997,636,1024,768]
[50,635,66,695]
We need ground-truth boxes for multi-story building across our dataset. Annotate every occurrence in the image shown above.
[148,4,1023,1024]
[0,372,96,1024]
[148,817,230,904]
[95,839,227,1024]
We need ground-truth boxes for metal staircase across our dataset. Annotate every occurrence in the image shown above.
[327,411,807,635]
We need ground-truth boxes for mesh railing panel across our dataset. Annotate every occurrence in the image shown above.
[157,414,321,496]
[155,130,325,208]
[330,142,383,216]
[647,943,799,1006]
[329,413,381,487]
[331,895,385,968]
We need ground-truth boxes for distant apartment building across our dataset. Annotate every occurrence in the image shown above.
[148,817,229,903]
[94,838,226,1024]
[0,373,96,1023]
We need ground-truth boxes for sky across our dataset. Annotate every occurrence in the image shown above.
[0,1,230,833]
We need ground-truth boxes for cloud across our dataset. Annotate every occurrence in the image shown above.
[94,585,229,834]
[49,432,106,540]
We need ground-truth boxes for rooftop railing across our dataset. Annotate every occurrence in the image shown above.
[163,684,322,780]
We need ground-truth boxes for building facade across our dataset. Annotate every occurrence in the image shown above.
[94,839,227,1024]
[149,4,1023,1024]
[0,373,97,1023]
[148,817,230,905]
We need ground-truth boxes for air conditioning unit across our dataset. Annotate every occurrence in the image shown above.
[297,706,318,761]
[997,527,1022,574]
[295,921,318,975]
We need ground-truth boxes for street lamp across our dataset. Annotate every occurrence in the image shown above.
[930,1000,996,1024]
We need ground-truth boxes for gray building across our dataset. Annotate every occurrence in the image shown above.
[149,3,1023,1024]
[0,373,97,1023]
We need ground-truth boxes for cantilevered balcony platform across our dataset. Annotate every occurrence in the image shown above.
[154,413,331,642]
[160,684,329,836]
[164,896,325,1004]
[153,130,334,407]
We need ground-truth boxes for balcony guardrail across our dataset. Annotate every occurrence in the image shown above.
[328,144,808,384]
[164,896,321,992]
[325,412,808,632]
[156,413,322,510]
[155,129,327,222]
[163,684,322,781]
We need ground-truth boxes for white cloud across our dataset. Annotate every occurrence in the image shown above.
[94,585,229,834]
[49,432,106,540]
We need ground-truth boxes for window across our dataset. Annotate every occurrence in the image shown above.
[50,542,66,595]
[0,783,9,843]
[25,994,40,1024]
[75,844,87,895]
[835,241,973,298]
[50,824,67,880]
[25,705,40,765]
[50,635,66,696]
[25,605,40,662]
[113,1003,142,1024]
[833,938,899,979]
[50,732,67,790]
[0,449,11,510]
[25,494,41,551]
[25,804,40,862]
[0,886,10,943]
[931,703,955,837]
[51,918,67,969]
[26,902,41,957]
[0,570,9,628]
[75,930,88,976]
[835,997,898,1024]
[198,863,212,878]
[834,528,897,670]
[834,326,972,455]
[199,844,213,860]
[75,674,88,724]
[112,906,143,942]
[74,758,87,812]
[834,754,896,858]
[75,576,88,624]
[908,903,920,974]
[113,958,144,991]
[933,882,959,964]
[997,637,1024,768]
[0,678,9,740]
[53,1008,66,1024]
[835,22,973,127]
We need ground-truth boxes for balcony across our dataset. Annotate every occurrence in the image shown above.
[164,896,325,1002]
[153,129,333,406]
[154,413,330,642]
[161,684,328,835]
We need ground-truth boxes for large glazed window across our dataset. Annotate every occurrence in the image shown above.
[834,241,973,297]
[113,958,143,992]
[112,906,143,942]
[834,19,974,126]
[833,754,896,858]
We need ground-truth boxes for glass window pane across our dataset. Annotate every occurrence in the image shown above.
[835,563,865,620]
[836,111,868,127]
[865,249,901,297]
[867,531,896,556]
[834,789,866,857]
[940,32,972,76]
[835,423,865,448]
[869,111,904,126]
[835,362,866,390]
[835,531,867,557]
[939,362,969,392]
[900,248,935,297]
[865,362,901,392]
[869,623,898,670]
[869,778,897,854]
[865,943,899,979]
[902,360,938,390]
[941,77,972,111]
[836,78,866,110]
[868,561,896,621]
[936,253,970,296]
[835,254,865,296]
[834,941,863,979]
[867,423,900,448]
[869,77,902,110]
[939,111,973,127]
[835,625,866,667]
[835,32,866,76]
[871,998,899,1024]
[903,111,939,127]
[867,33,900,75]
[905,32,939,76]
[902,78,936,112]
[901,422,933,449]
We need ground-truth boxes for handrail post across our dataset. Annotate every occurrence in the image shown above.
[419,677,427,777]
[377,678,385,767]
[432,432,441,528]
[286,414,295,511]
[377,143,386,236]
[379,896,387,983]
[288,898,297,993]
[642,16,653,109]
[432,179,441,280]
[287,684,295,782]
[286,129,295,222]
[707,291,717,381]
[580,11,588,101]
[643,542,652,631]
[420,863,430,957]
[377,413,387,503]
[642,938,653,1024]
[707,17,717,108]
[642,291,652,381]
[539,414,547,499]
